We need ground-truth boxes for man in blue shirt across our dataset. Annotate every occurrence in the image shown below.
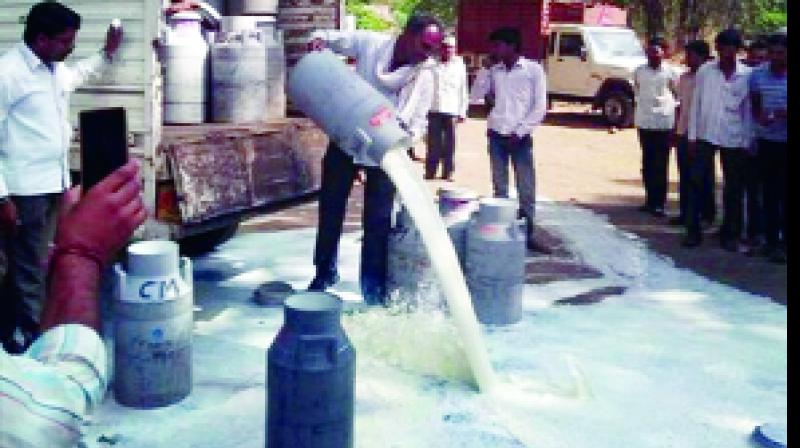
[749,32,787,263]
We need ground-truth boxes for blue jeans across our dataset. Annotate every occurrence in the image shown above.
[313,142,395,304]
[487,130,536,235]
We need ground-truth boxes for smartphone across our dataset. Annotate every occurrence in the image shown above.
[79,107,129,191]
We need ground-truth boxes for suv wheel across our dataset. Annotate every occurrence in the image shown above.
[602,91,634,128]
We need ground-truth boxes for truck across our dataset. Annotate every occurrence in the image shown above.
[0,0,336,254]
[458,0,646,128]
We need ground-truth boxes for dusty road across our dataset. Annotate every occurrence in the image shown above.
[241,104,787,304]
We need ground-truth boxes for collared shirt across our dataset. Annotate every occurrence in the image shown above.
[0,324,108,447]
[0,43,109,198]
[688,60,753,149]
[432,55,468,118]
[633,63,679,130]
[675,70,697,136]
[749,65,787,142]
[472,57,547,137]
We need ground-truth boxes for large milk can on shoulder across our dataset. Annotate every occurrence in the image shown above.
[162,11,209,124]
[267,292,355,447]
[287,49,411,167]
[211,31,268,123]
[465,198,526,325]
[113,241,194,408]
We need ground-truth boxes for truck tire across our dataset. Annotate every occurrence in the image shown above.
[602,91,634,128]
[178,221,240,256]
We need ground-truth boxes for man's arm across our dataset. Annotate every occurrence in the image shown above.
[469,68,490,105]
[62,23,123,92]
[514,62,547,138]
[687,65,706,143]
[40,161,146,331]
[397,65,436,142]
[309,29,374,59]
[458,59,469,119]
[0,78,18,236]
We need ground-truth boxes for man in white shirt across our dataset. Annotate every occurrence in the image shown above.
[686,28,752,250]
[633,36,679,218]
[0,1,122,353]
[425,35,468,181]
[306,15,444,305]
[470,27,549,254]
[1,161,145,447]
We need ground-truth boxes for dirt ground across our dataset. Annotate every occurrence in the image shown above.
[241,103,787,305]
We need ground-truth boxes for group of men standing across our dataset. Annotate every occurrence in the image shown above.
[633,29,787,262]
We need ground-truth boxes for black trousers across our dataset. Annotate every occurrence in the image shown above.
[313,142,395,303]
[637,129,671,210]
[425,112,456,178]
[757,139,787,247]
[743,150,763,240]
[718,148,748,243]
[685,142,719,238]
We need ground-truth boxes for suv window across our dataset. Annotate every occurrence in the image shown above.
[558,34,584,58]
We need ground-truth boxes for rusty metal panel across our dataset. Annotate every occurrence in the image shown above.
[168,138,252,223]
[247,130,300,205]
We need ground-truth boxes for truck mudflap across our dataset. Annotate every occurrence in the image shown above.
[161,119,327,224]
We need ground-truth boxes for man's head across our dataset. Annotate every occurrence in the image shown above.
[714,28,744,65]
[684,39,711,72]
[765,32,787,72]
[489,27,522,65]
[24,2,81,63]
[645,36,668,68]
[400,14,444,64]
[746,39,768,66]
[440,35,457,62]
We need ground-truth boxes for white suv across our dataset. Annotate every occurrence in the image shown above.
[546,24,647,127]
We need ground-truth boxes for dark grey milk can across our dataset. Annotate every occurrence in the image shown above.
[267,292,355,447]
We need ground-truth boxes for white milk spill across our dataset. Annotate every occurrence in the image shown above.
[380,149,497,393]
[80,170,785,447]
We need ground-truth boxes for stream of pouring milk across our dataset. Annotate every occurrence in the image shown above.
[380,149,497,393]
[380,149,595,445]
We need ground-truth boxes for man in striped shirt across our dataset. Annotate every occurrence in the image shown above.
[1,162,145,447]
[749,32,787,263]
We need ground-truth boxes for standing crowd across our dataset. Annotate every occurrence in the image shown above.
[633,29,787,263]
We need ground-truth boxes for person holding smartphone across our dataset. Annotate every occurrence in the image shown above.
[0,1,123,353]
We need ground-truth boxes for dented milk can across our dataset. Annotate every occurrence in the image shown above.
[267,292,355,448]
[113,240,193,408]
[465,198,526,325]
